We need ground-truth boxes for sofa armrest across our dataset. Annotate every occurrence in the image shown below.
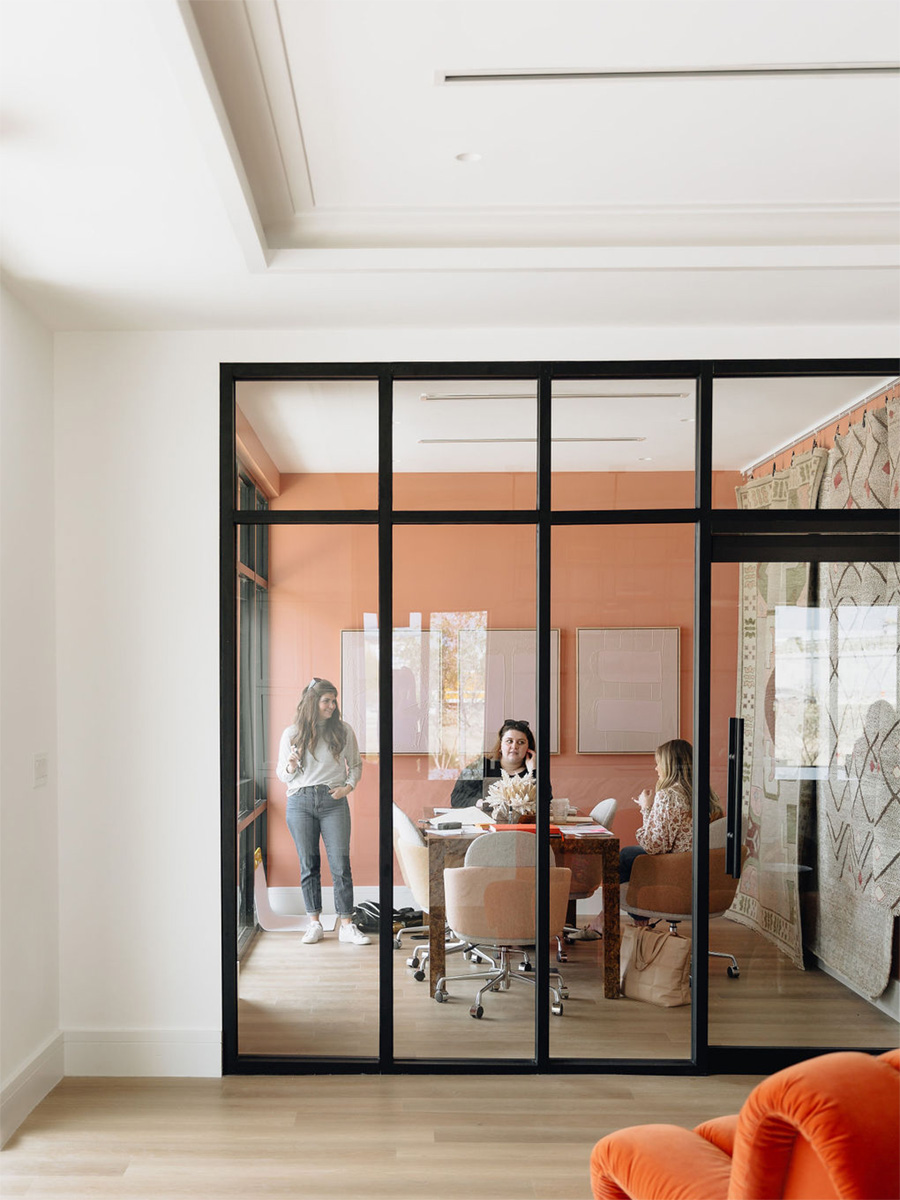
[729,1051,900,1200]
[590,1123,732,1200]
[695,1114,738,1158]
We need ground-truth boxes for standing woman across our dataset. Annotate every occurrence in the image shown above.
[276,678,371,945]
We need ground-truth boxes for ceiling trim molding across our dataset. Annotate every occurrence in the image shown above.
[264,202,900,251]
[151,1,269,271]
[264,243,900,274]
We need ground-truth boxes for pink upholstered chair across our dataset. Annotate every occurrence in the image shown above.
[436,830,571,1018]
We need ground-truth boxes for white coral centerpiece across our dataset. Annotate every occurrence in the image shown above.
[479,769,537,823]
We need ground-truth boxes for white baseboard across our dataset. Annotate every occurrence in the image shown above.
[63,1029,221,1077]
[269,885,415,913]
[812,955,900,1023]
[1,1031,64,1148]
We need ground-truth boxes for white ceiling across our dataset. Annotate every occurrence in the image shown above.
[238,374,896,473]
[1,0,899,336]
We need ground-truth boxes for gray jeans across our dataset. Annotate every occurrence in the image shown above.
[286,786,354,918]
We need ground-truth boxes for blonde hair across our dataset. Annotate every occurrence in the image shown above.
[655,738,723,820]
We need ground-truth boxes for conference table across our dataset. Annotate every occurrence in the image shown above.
[422,822,621,1000]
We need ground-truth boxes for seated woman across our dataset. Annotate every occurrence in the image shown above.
[450,718,542,808]
[619,737,723,897]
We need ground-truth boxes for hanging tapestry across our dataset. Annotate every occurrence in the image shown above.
[731,449,829,968]
[810,400,900,997]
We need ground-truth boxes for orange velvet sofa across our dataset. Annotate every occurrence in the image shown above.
[590,1049,899,1200]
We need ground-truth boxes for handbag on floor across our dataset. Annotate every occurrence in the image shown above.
[620,924,691,1007]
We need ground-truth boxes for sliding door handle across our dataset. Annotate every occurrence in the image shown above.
[726,717,744,878]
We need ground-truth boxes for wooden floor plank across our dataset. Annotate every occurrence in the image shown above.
[4,1073,766,1200]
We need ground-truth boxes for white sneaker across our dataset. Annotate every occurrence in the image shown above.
[338,922,371,945]
[301,921,324,944]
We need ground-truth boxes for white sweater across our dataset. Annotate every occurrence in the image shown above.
[276,722,362,796]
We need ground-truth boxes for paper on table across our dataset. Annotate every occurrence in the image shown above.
[567,824,612,836]
[429,805,492,827]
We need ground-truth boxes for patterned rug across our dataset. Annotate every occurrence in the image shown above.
[731,450,829,969]
[809,402,900,997]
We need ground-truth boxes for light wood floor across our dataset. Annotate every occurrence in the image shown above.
[237,916,898,1060]
[2,1072,766,1199]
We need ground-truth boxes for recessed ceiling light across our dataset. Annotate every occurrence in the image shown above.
[455,152,482,162]
[638,456,653,461]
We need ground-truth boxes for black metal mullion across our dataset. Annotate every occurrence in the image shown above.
[692,366,714,1071]
[535,370,552,1070]
[378,372,395,1069]
[220,364,239,1075]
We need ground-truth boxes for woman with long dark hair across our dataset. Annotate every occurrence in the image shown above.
[450,717,538,808]
[276,678,370,945]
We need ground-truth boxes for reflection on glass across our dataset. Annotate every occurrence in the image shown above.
[710,561,899,1050]
[712,375,896,508]
[236,379,379,510]
[552,380,696,510]
[238,523,378,1058]
[392,380,536,510]
[391,526,539,1060]
[550,524,695,1061]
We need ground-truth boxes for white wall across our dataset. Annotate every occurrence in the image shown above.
[20,320,900,1092]
[0,286,62,1143]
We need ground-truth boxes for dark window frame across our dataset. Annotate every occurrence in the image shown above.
[221,357,899,1077]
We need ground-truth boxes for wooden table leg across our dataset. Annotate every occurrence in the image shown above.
[427,838,446,998]
[602,839,621,999]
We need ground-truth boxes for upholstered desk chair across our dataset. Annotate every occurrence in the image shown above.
[436,830,571,1018]
[590,1048,900,1200]
[590,797,618,828]
[620,816,745,977]
[391,802,466,977]
[558,797,619,949]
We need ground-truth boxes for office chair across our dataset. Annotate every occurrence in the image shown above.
[391,802,466,977]
[620,817,746,977]
[436,830,571,1018]
[252,847,308,932]
[559,796,619,949]
[589,797,618,828]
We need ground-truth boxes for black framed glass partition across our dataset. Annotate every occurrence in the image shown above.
[221,359,899,1076]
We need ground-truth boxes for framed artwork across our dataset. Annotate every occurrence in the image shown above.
[457,628,560,761]
[340,629,438,754]
[576,627,679,753]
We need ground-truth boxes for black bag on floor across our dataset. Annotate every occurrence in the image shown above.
[352,901,382,932]
[351,903,424,933]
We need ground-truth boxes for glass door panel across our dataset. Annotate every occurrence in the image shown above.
[392,378,536,511]
[709,559,899,1050]
[237,522,379,1058]
[551,378,696,510]
[391,524,540,1060]
[550,523,695,1060]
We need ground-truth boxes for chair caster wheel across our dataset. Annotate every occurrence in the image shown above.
[392,937,401,949]
[518,961,533,973]
[556,950,568,963]
[558,987,569,999]
[551,1002,564,1016]
[470,1005,484,1019]
[406,957,417,968]
[434,989,447,1003]
[414,970,426,982]
[727,966,740,978]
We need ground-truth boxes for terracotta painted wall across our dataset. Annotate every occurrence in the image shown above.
[264,470,742,888]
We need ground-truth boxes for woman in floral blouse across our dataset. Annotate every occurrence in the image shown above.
[619,738,724,891]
